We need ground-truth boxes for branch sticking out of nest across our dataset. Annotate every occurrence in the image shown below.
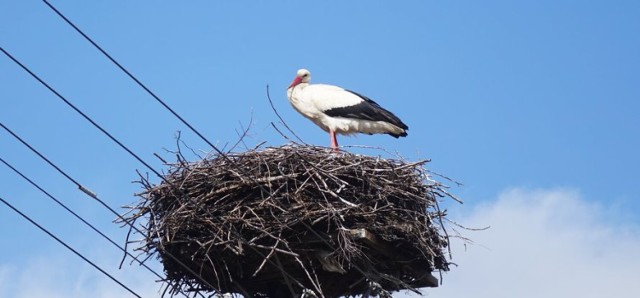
[122,144,457,298]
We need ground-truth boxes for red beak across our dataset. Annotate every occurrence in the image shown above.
[288,76,302,89]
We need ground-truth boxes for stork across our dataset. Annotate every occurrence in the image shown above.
[286,69,408,150]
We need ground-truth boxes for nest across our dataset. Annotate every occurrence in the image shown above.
[124,144,455,298]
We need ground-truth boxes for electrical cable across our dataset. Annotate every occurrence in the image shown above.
[0,196,142,298]
[0,47,165,181]
[42,0,224,155]
[0,156,164,281]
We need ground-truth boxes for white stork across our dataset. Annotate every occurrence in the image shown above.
[286,69,408,150]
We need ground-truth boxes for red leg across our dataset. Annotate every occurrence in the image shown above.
[330,130,339,151]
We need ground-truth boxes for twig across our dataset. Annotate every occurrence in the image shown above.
[229,111,254,153]
[266,85,307,144]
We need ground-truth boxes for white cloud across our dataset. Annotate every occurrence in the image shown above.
[0,266,10,294]
[399,188,640,298]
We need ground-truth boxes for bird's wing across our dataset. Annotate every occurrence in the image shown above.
[303,84,364,111]
[323,89,409,130]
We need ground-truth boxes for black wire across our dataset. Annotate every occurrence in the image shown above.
[1,122,123,216]
[42,0,224,156]
[0,156,164,281]
[0,123,81,187]
[0,123,92,195]
[0,47,165,181]
[0,196,142,298]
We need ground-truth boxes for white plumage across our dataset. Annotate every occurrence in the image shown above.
[286,69,408,150]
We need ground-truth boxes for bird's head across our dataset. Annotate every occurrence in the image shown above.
[288,68,311,89]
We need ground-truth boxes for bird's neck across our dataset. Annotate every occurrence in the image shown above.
[287,83,309,98]
[288,82,309,90]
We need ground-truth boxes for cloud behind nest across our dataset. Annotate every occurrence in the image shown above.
[402,188,640,298]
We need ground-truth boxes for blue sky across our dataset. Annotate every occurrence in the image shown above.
[1,1,639,297]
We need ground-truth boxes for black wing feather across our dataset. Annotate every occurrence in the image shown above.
[323,90,409,131]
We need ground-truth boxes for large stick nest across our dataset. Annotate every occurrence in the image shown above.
[124,144,455,298]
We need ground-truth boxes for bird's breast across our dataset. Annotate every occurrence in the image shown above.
[287,85,324,120]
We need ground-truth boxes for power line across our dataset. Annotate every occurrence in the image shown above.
[0,122,116,214]
[0,156,164,281]
[42,0,224,156]
[0,47,165,181]
[0,122,97,198]
[0,196,142,298]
